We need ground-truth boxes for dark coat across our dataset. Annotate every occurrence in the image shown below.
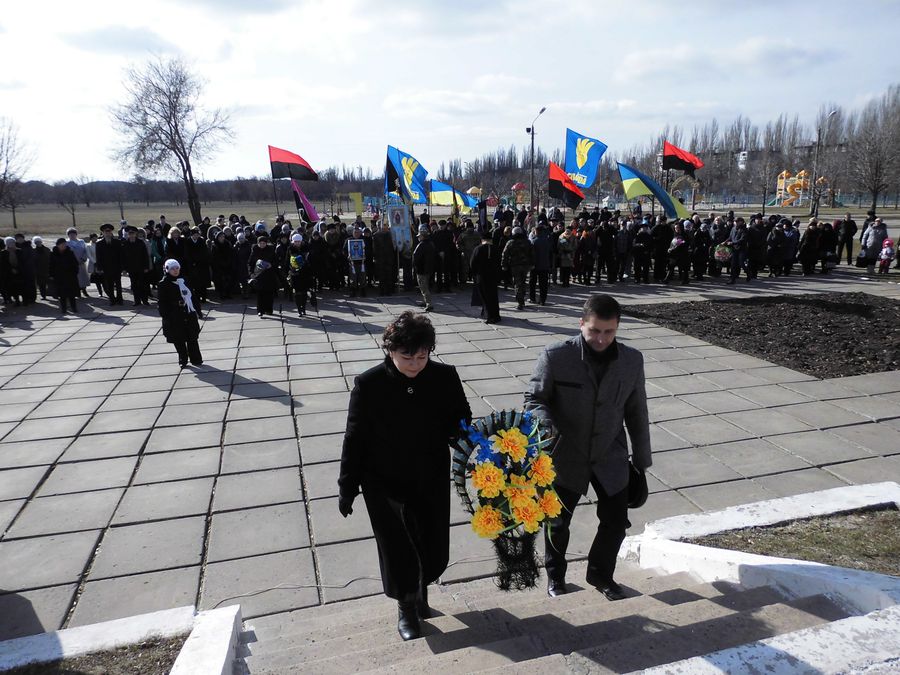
[95,237,123,274]
[33,246,51,283]
[248,245,278,291]
[339,358,471,598]
[531,231,553,271]
[412,238,436,275]
[157,275,201,343]
[48,247,81,298]
[166,237,188,268]
[122,239,150,274]
[525,336,651,496]
[184,237,211,290]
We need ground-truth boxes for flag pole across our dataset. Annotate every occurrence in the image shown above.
[271,176,282,218]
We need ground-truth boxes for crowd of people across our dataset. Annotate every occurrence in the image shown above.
[0,206,894,319]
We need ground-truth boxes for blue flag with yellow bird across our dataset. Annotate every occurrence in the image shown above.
[385,145,429,205]
[617,162,691,220]
[564,129,607,190]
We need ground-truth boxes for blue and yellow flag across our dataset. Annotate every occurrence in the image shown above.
[617,162,691,220]
[428,180,477,208]
[564,129,607,190]
[385,145,429,205]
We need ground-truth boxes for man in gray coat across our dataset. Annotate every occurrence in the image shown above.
[525,294,651,600]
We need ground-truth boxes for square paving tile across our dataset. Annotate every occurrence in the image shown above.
[69,566,200,627]
[299,434,342,465]
[80,409,161,436]
[824,456,900,484]
[0,439,70,469]
[648,424,691,452]
[829,396,900,422]
[290,377,348,396]
[49,382,116,400]
[301,461,340,500]
[779,401,871,429]
[6,489,124,538]
[765,430,876,465]
[226,396,293,421]
[132,447,221,484]
[296,411,346,437]
[89,516,205,579]
[98,391,170,413]
[213,467,303,512]
[0,499,23,534]
[224,415,295,445]
[145,422,223,453]
[0,466,50,500]
[317,538,383,603]
[28,397,107,420]
[677,391,761,415]
[207,502,309,563]
[827,423,900,456]
[231,381,290,399]
[288,363,343,381]
[165,387,230,406]
[0,531,101,590]
[679,479,778,511]
[651,375,723,396]
[648,448,744,489]
[780,380,863,401]
[221,439,299,474]
[309,496,374,545]
[156,402,228,427]
[200,549,318,618]
[60,430,149,462]
[658,416,751,447]
[719,409,814,436]
[293,391,351,416]
[835,373,900,396]
[37,457,138,497]
[4,414,91,443]
[0,584,77,640]
[647,397,705,423]
[702,439,811,478]
[752,468,848,498]
[112,477,214,525]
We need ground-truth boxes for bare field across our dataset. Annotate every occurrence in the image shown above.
[1,202,896,239]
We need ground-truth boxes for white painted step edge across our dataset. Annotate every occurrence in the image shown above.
[622,481,900,615]
[0,605,196,671]
[171,605,242,675]
[632,604,900,675]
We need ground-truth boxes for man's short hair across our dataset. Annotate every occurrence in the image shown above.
[582,294,621,322]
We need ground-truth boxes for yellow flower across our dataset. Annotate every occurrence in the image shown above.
[504,473,537,509]
[472,462,506,499]
[528,453,556,487]
[471,505,505,539]
[538,490,563,519]
[512,498,545,533]
[490,428,529,463]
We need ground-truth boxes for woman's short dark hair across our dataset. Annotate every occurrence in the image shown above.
[582,294,621,322]
[382,311,436,354]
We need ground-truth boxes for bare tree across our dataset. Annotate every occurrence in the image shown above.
[110,56,232,226]
[848,86,900,213]
[55,180,81,227]
[0,118,34,229]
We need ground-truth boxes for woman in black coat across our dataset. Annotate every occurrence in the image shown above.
[247,235,278,317]
[338,312,471,641]
[48,238,80,313]
[157,259,203,368]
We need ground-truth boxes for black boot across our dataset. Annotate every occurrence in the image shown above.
[397,601,421,641]
[416,583,432,619]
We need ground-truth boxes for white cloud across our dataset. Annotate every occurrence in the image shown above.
[383,90,503,120]
[62,25,179,56]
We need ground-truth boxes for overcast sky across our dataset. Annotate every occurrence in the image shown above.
[3,0,899,183]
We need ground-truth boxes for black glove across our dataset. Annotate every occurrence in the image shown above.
[338,496,354,518]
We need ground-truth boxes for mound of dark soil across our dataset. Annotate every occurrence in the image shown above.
[6,635,187,675]
[625,292,900,379]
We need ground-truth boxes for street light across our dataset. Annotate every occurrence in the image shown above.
[810,109,837,217]
[526,106,546,211]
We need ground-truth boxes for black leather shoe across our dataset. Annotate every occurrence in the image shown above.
[397,602,421,641]
[416,584,432,619]
[547,577,568,597]
[592,579,626,601]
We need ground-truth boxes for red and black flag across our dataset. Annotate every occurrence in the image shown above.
[268,145,318,181]
[662,141,704,177]
[548,161,585,209]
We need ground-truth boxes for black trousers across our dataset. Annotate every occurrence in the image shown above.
[130,271,149,303]
[544,476,630,585]
[653,252,668,280]
[476,277,500,321]
[529,270,549,303]
[837,239,853,265]
[256,289,275,314]
[58,295,77,312]
[173,339,203,366]
[633,252,650,283]
[102,272,123,302]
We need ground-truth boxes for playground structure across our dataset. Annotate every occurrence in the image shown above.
[771,170,810,207]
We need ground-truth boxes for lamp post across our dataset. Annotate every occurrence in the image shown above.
[526,107,546,211]
[810,109,837,217]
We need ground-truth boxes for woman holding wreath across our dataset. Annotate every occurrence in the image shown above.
[338,311,471,641]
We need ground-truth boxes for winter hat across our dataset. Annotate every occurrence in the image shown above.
[164,259,181,272]
[32,236,43,246]
[291,233,303,243]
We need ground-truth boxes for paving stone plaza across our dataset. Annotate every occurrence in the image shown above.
[0,270,898,641]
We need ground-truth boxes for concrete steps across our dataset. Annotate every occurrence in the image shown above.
[235,558,851,674]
